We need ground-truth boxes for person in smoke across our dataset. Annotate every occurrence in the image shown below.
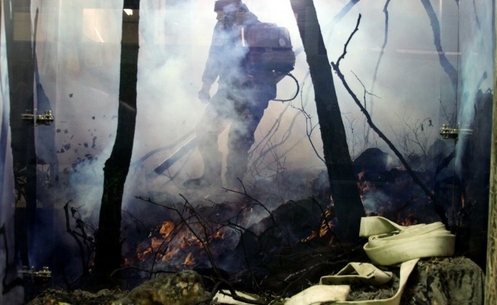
[184,0,277,191]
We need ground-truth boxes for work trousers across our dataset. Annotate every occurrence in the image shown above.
[195,81,275,189]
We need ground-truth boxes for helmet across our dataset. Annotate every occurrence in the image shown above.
[214,0,241,12]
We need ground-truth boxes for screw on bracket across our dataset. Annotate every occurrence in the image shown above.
[440,123,473,140]
[21,109,54,125]
[21,266,52,282]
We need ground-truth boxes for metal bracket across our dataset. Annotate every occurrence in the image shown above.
[440,123,473,140]
[21,109,54,125]
[21,266,52,281]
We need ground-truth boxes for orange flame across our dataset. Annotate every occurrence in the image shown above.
[159,221,175,240]
[161,248,179,261]
[183,252,195,266]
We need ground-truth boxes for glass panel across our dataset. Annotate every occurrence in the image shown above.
[0,0,493,303]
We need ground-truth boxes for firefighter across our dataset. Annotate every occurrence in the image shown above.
[184,0,277,191]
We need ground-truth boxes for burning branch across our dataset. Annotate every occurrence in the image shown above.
[137,196,227,280]
[135,195,273,304]
[133,184,341,300]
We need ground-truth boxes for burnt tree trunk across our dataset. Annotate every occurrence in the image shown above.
[93,1,140,280]
[289,0,365,240]
[4,0,37,269]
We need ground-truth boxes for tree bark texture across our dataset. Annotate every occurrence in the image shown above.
[289,0,365,241]
[4,0,37,269]
[94,1,140,279]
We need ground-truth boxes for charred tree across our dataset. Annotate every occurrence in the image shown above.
[289,0,365,240]
[93,1,140,281]
[3,0,37,270]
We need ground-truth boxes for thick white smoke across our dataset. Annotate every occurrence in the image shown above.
[20,0,463,213]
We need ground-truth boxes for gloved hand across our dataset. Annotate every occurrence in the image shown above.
[198,83,211,102]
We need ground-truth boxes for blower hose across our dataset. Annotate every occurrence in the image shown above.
[272,72,300,102]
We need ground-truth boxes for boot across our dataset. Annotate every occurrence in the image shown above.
[184,151,222,189]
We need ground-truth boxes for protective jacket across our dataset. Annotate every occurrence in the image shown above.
[201,6,261,88]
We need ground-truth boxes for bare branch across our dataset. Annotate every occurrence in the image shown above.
[366,0,391,147]
[290,102,325,163]
[419,0,458,95]
[335,14,362,67]
[331,15,441,216]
